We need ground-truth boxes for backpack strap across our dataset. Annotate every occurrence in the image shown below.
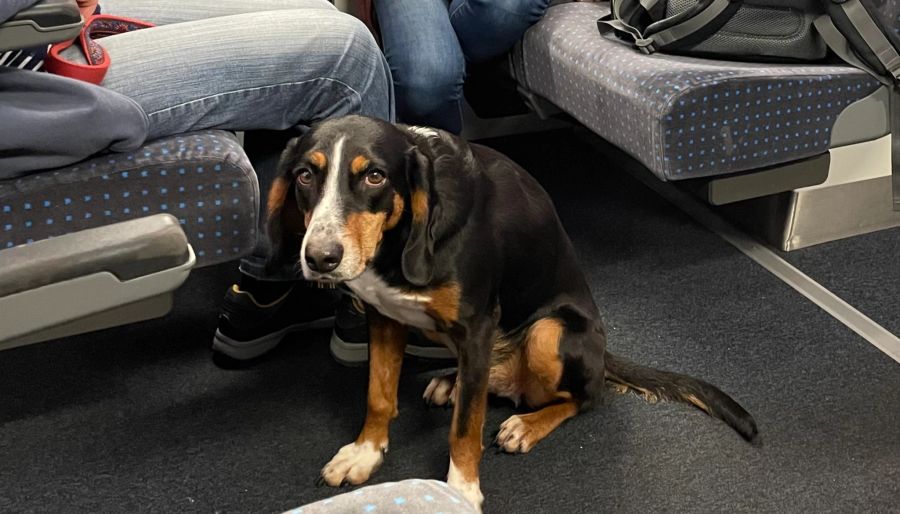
[598,0,737,54]
[597,0,654,49]
[840,0,900,81]
[814,14,885,83]
[815,1,900,210]
[644,0,734,52]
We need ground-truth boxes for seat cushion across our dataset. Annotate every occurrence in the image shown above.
[511,2,882,181]
[1,131,259,267]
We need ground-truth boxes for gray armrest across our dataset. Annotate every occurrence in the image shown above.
[0,214,195,350]
[0,0,82,52]
[0,214,190,297]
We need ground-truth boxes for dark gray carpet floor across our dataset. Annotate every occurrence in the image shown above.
[777,227,900,336]
[1,131,898,514]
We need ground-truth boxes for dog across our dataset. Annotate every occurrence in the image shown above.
[265,115,758,511]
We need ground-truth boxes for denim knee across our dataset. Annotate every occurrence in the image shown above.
[450,0,550,62]
[393,53,465,127]
[457,0,549,19]
[311,12,395,122]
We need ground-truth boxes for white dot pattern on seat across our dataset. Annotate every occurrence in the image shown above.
[513,3,881,180]
[0,131,259,266]
[872,0,899,37]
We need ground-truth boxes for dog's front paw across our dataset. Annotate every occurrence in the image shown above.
[423,374,457,407]
[320,441,384,487]
[496,415,537,453]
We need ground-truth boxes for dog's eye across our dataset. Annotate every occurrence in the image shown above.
[296,169,314,186]
[365,169,386,187]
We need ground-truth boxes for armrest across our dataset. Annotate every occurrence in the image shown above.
[0,214,190,297]
[0,0,82,52]
[0,214,195,350]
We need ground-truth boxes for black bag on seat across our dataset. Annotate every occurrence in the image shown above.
[815,0,899,82]
[597,0,827,61]
[597,0,900,210]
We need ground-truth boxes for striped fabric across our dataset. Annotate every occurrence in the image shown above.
[1,3,99,72]
[0,44,49,71]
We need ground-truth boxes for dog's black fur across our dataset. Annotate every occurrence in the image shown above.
[267,115,758,509]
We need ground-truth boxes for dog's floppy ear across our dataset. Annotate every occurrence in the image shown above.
[401,146,442,286]
[265,137,306,273]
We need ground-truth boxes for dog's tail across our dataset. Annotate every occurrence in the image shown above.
[604,351,759,443]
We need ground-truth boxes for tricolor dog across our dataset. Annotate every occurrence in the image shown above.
[266,115,758,511]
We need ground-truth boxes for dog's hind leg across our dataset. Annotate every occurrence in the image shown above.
[423,372,457,406]
[496,399,580,454]
[495,317,588,454]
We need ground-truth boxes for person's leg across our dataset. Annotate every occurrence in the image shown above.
[63,4,393,268]
[100,0,335,26]
[61,4,394,362]
[374,0,466,133]
[64,8,393,141]
[449,0,550,63]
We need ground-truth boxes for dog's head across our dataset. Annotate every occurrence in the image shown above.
[266,115,443,285]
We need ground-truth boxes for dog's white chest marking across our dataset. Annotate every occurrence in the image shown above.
[346,270,437,331]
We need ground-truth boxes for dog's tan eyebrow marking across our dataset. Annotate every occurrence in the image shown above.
[309,151,327,169]
[351,155,370,175]
[411,189,428,223]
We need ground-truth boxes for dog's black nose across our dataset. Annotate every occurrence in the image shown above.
[305,242,344,273]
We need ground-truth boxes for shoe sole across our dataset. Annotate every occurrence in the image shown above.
[329,332,457,367]
[406,343,456,360]
[212,317,335,361]
[329,331,369,367]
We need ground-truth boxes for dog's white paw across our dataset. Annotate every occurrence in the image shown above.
[423,375,456,406]
[496,414,537,454]
[447,458,484,512]
[320,441,384,487]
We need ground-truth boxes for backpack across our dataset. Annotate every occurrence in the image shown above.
[815,0,900,83]
[597,0,827,61]
[598,0,900,210]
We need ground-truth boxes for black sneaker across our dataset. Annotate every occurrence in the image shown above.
[329,293,456,366]
[213,282,339,361]
[329,294,369,366]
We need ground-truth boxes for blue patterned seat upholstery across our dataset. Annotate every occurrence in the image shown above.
[1,130,259,267]
[511,2,882,181]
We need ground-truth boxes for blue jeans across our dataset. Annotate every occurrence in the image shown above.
[375,0,549,133]
[78,0,394,140]
[64,0,395,279]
